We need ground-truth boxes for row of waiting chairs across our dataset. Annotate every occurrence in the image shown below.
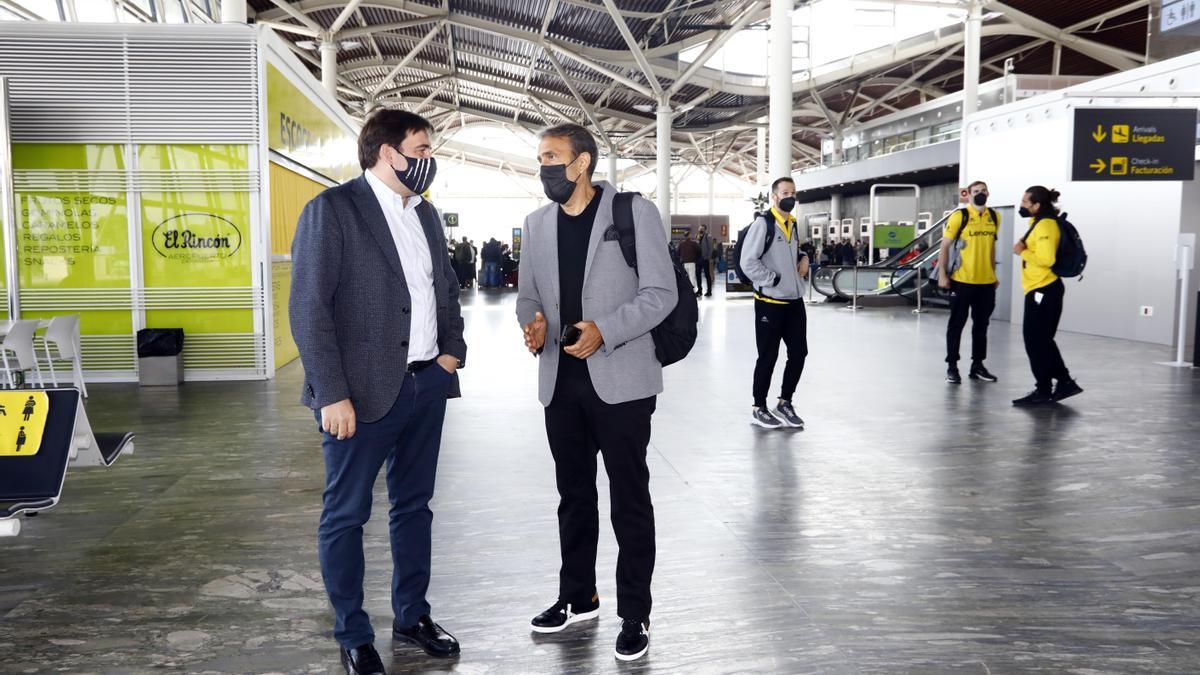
[0,315,87,398]
[0,388,133,537]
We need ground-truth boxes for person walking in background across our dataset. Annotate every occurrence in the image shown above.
[841,239,856,266]
[677,231,701,297]
[454,236,473,289]
[739,177,809,430]
[481,238,503,288]
[1012,186,1083,406]
[696,224,715,297]
[937,180,1000,385]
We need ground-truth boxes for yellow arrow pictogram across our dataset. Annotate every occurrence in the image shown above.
[1090,158,1107,174]
[1092,124,1107,142]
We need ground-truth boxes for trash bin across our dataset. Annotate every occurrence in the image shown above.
[137,328,184,386]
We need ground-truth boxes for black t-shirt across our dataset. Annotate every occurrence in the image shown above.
[557,187,603,380]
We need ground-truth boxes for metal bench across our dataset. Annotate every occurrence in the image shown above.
[0,389,133,537]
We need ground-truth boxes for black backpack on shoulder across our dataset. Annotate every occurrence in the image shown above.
[733,212,774,285]
[611,192,699,367]
[1021,212,1087,279]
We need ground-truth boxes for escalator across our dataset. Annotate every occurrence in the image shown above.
[812,212,952,305]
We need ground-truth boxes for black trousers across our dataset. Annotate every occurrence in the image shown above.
[753,298,808,408]
[544,374,657,621]
[695,259,713,295]
[1023,279,1071,391]
[946,281,996,365]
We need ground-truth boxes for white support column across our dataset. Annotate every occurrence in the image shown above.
[1052,43,1063,75]
[707,170,715,215]
[221,0,247,23]
[963,0,983,119]
[756,125,767,191]
[320,40,339,99]
[768,0,793,180]
[608,149,619,189]
[832,133,844,165]
[656,100,672,226]
[830,193,842,224]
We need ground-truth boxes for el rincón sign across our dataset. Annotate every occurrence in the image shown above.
[152,213,243,261]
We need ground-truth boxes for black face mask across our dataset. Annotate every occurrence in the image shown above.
[1018,206,1032,218]
[393,152,437,195]
[778,196,796,212]
[972,192,988,207]
[539,158,583,204]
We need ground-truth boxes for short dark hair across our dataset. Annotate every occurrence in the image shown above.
[358,108,434,170]
[1025,185,1061,216]
[771,177,795,194]
[539,123,598,177]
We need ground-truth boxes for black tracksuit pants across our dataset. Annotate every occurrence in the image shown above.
[1023,279,1071,391]
[544,373,657,622]
[695,258,713,295]
[946,281,996,365]
[753,298,808,408]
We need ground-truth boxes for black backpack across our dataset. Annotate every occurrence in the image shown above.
[733,212,774,285]
[1022,212,1087,279]
[612,192,699,367]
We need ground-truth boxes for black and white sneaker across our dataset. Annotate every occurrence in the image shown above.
[773,400,804,428]
[969,364,998,382]
[614,619,650,661]
[750,407,784,429]
[530,596,600,634]
[946,366,962,384]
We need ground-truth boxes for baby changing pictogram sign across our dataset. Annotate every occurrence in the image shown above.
[0,391,50,457]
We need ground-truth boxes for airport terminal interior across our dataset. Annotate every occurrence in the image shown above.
[1,1,1199,673]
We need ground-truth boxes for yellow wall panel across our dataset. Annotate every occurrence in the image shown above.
[269,161,327,256]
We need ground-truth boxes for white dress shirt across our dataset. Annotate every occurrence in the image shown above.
[364,169,439,363]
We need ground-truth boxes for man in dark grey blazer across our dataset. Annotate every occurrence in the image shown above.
[290,109,466,675]
[517,123,676,662]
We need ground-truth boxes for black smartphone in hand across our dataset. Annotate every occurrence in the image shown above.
[561,324,582,347]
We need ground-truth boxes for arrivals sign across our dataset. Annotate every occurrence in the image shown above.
[1071,108,1197,181]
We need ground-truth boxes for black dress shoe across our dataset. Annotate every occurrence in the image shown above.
[393,615,460,658]
[341,643,386,675]
[1012,389,1055,406]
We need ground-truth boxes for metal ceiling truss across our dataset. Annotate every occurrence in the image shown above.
[55,0,1139,177]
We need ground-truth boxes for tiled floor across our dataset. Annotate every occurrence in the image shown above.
[1,288,1198,674]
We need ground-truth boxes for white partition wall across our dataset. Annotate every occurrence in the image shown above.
[961,50,1200,348]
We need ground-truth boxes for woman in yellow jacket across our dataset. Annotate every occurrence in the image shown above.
[1011,186,1083,406]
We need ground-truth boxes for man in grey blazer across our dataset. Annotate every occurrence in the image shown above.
[516,123,676,662]
[290,109,466,675]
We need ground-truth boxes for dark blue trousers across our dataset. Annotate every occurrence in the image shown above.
[316,364,451,649]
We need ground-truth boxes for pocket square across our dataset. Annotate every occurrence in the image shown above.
[602,225,620,241]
